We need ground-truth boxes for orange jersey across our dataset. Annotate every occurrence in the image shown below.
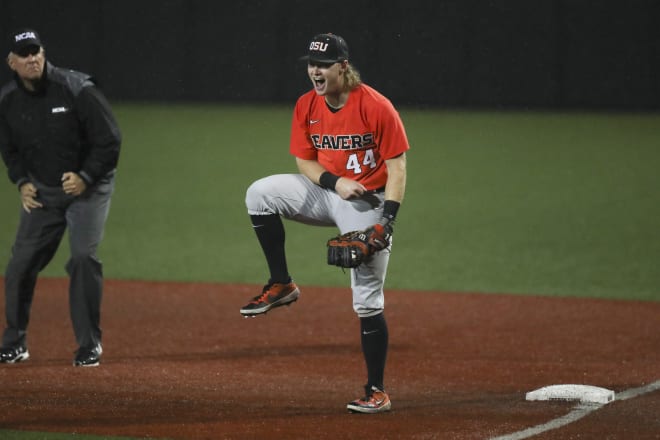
[290,84,410,190]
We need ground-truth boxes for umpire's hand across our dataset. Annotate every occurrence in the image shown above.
[62,172,87,196]
[19,182,43,213]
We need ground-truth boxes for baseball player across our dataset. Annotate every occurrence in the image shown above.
[241,33,409,413]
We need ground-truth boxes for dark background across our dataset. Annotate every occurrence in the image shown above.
[1,0,658,110]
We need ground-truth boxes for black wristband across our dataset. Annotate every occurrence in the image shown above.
[319,171,340,190]
[382,200,400,224]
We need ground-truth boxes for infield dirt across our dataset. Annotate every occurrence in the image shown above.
[0,278,658,439]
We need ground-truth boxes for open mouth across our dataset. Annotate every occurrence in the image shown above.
[313,77,326,91]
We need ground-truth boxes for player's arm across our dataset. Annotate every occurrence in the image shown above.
[378,152,406,229]
[295,157,325,183]
[384,153,406,203]
[295,157,366,200]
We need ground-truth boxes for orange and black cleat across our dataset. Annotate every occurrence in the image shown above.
[240,282,300,317]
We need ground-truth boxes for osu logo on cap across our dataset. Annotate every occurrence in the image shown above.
[310,42,329,52]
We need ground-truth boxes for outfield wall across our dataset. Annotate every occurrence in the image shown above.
[1,0,658,110]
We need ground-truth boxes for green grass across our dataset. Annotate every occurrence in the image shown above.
[1,105,659,301]
[396,111,660,299]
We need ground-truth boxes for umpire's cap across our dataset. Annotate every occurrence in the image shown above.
[8,28,43,55]
[301,33,349,63]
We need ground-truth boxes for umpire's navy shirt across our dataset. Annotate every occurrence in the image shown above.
[0,62,121,188]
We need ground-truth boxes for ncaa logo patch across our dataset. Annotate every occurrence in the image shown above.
[15,32,37,42]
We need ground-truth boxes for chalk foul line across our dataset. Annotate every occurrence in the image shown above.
[490,380,660,440]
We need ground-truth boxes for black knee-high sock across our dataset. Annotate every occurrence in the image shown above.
[360,313,389,391]
[250,214,290,284]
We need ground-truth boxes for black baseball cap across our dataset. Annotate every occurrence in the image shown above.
[8,28,43,54]
[301,33,349,64]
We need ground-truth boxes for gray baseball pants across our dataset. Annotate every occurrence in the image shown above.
[2,175,114,350]
[246,173,390,318]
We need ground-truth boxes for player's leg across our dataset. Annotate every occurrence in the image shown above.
[250,213,290,285]
[65,176,114,366]
[332,192,393,413]
[1,191,66,363]
[345,245,392,413]
[241,174,334,316]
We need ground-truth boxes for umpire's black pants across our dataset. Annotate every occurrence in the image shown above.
[2,175,115,350]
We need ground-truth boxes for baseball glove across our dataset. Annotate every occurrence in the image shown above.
[326,223,392,268]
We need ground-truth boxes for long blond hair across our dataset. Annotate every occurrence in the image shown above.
[343,63,362,92]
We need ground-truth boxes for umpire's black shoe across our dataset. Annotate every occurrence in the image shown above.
[73,344,102,367]
[0,345,30,364]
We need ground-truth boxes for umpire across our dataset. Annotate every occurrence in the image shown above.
[0,28,121,366]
